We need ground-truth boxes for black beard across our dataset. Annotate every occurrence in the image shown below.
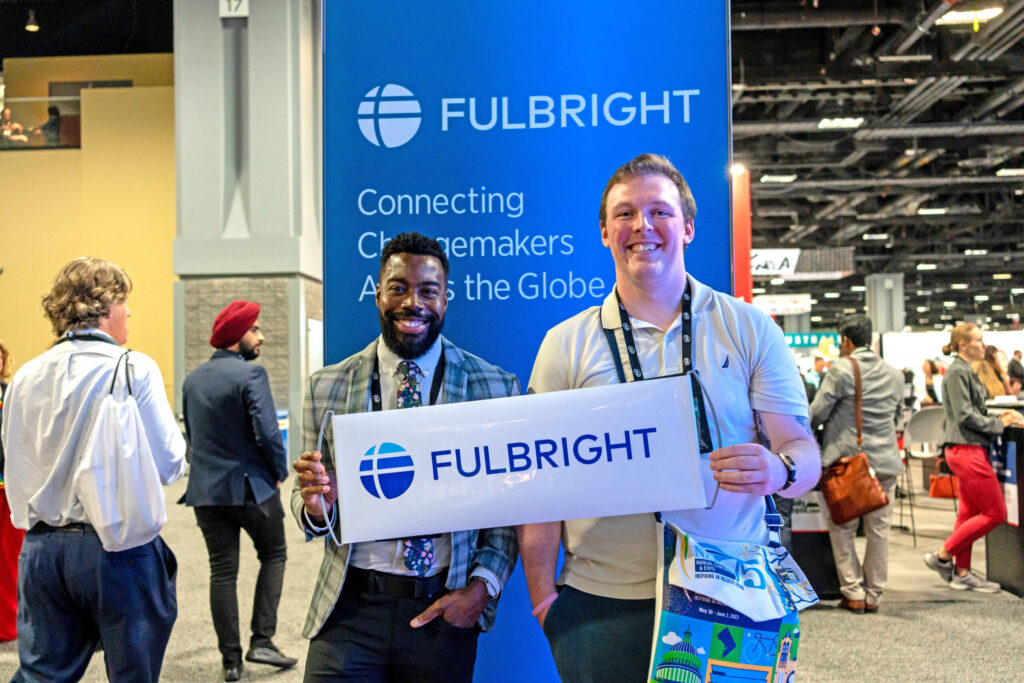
[379,310,444,359]
[239,338,261,361]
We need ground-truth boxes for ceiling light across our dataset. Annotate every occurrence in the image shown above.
[996,168,1024,177]
[843,307,858,314]
[941,314,954,320]
[752,287,766,294]
[770,278,785,285]
[877,54,933,63]
[943,301,957,308]
[917,208,947,216]
[993,273,1012,280]
[992,305,1005,311]
[817,117,864,130]
[1012,288,1024,295]
[951,283,969,290]
[935,8,1004,26]
[809,298,818,304]
[824,292,841,299]
[760,174,797,184]
[975,295,990,301]
[862,233,889,241]
[916,306,929,313]
[919,318,930,324]
[25,9,39,32]
[964,249,988,256]
[731,164,747,176]
[810,316,823,322]
[917,263,938,270]
[850,285,866,292]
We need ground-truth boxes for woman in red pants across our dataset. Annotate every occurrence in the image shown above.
[0,339,26,641]
[924,324,1024,591]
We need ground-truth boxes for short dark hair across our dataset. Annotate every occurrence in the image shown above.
[599,153,698,225]
[839,314,872,348]
[380,232,450,280]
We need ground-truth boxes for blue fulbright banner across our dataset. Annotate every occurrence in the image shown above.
[322,2,732,679]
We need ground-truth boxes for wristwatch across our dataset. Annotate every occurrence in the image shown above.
[775,452,797,491]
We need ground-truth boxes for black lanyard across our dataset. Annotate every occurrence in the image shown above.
[603,284,714,457]
[606,284,694,382]
[369,349,446,412]
[54,332,120,347]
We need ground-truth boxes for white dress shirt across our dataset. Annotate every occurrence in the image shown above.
[1,329,186,530]
[348,337,453,577]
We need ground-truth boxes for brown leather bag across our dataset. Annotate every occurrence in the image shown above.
[819,356,890,525]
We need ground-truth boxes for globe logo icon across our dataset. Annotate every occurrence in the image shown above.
[359,442,415,499]
[357,84,422,148]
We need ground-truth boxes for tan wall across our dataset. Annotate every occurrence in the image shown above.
[0,85,176,401]
[3,53,173,129]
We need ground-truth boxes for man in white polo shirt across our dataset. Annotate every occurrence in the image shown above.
[518,153,821,682]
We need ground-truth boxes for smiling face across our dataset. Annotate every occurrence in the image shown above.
[376,253,448,359]
[600,174,694,297]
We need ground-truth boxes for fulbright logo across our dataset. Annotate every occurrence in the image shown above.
[359,442,415,499]
[357,84,422,148]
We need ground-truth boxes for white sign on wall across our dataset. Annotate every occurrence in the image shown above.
[753,293,813,316]
[752,248,801,276]
[219,0,249,19]
[331,376,707,543]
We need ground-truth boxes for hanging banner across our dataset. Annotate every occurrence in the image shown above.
[322,3,731,679]
[322,2,733,384]
[332,376,707,544]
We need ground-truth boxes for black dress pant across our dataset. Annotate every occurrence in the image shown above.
[194,490,287,667]
[304,573,479,682]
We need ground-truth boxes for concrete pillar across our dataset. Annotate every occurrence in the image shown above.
[172,0,323,460]
[865,273,905,335]
[782,313,811,333]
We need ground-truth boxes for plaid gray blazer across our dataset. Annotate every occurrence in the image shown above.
[290,336,521,638]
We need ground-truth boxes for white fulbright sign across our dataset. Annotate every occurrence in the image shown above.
[332,375,707,544]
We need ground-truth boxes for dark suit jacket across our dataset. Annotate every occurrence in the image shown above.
[183,350,288,506]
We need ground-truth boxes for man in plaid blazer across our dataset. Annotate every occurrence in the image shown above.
[292,232,519,682]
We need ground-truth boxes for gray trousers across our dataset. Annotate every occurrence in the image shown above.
[826,474,898,606]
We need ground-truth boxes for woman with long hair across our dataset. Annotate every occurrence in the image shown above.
[973,344,1012,398]
[924,324,1024,591]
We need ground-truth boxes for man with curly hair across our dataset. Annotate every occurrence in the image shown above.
[1,257,186,682]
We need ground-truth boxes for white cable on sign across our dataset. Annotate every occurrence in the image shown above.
[314,409,342,546]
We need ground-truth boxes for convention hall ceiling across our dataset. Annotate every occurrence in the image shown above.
[2,0,1022,330]
[732,0,1024,330]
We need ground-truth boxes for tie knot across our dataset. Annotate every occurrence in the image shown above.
[398,359,421,381]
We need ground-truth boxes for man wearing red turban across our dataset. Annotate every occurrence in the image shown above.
[183,300,296,681]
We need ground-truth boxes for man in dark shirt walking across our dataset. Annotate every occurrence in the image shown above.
[183,300,296,681]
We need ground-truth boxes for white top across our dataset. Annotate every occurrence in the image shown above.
[348,337,453,576]
[1,330,186,530]
[528,275,808,598]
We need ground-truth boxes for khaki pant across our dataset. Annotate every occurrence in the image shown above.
[827,474,898,607]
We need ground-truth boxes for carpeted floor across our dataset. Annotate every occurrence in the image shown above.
[1,476,1022,681]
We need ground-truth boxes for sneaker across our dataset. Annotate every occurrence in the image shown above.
[949,572,1001,593]
[924,552,954,583]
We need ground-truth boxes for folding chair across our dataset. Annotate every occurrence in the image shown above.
[900,405,948,547]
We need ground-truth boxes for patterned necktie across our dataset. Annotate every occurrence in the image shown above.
[397,360,434,576]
